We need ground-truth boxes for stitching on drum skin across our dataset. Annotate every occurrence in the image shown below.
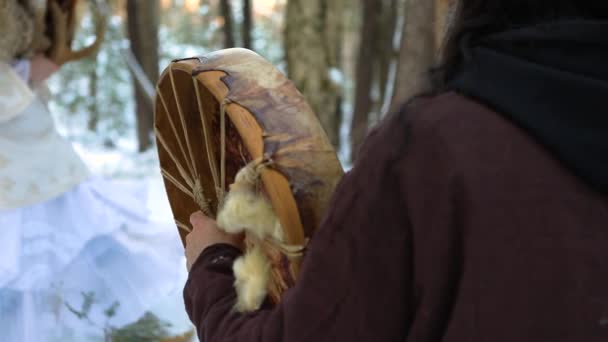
[191,66,225,77]
[172,56,208,64]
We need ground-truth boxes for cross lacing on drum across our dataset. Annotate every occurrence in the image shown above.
[155,67,251,233]
[154,64,219,232]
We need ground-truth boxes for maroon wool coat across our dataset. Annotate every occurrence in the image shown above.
[184,92,608,341]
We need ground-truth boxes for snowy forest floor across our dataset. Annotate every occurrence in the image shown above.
[73,141,197,338]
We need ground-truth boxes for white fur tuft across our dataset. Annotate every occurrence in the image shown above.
[217,163,286,312]
[233,246,271,312]
[217,187,283,240]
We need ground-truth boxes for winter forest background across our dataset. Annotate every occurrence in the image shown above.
[45,0,450,339]
[49,0,451,175]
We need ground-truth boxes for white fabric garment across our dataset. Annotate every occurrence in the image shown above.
[0,61,90,209]
[0,62,34,123]
[0,62,188,341]
[0,178,185,341]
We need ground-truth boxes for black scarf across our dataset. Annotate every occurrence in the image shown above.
[448,20,608,193]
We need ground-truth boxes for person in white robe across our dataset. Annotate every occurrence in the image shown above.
[0,2,187,341]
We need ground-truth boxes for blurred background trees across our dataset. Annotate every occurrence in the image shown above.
[126,0,160,151]
[49,0,453,166]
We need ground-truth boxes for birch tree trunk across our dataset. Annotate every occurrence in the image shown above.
[388,0,436,115]
[285,0,345,150]
[127,0,160,152]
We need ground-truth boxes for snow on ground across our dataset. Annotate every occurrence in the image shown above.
[73,143,173,219]
[73,142,196,338]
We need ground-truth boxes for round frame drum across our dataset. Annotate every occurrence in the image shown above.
[155,48,343,306]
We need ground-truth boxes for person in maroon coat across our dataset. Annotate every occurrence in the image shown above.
[183,1,608,341]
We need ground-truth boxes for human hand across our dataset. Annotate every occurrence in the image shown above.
[186,211,244,271]
[29,55,59,86]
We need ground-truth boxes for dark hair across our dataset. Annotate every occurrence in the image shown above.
[432,0,608,91]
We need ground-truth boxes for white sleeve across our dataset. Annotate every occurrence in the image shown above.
[0,62,35,123]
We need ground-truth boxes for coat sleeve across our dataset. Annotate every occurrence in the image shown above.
[182,105,459,341]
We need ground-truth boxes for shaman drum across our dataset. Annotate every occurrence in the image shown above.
[154,48,343,311]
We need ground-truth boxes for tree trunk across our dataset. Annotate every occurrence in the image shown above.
[220,0,235,48]
[242,0,253,49]
[285,0,344,150]
[388,0,436,115]
[127,0,160,152]
[323,0,346,149]
[435,0,453,49]
[376,0,399,114]
[349,0,383,161]
[87,61,98,132]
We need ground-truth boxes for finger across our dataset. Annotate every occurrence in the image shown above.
[190,211,216,231]
[190,211,206,225]
[185,230,194,245]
